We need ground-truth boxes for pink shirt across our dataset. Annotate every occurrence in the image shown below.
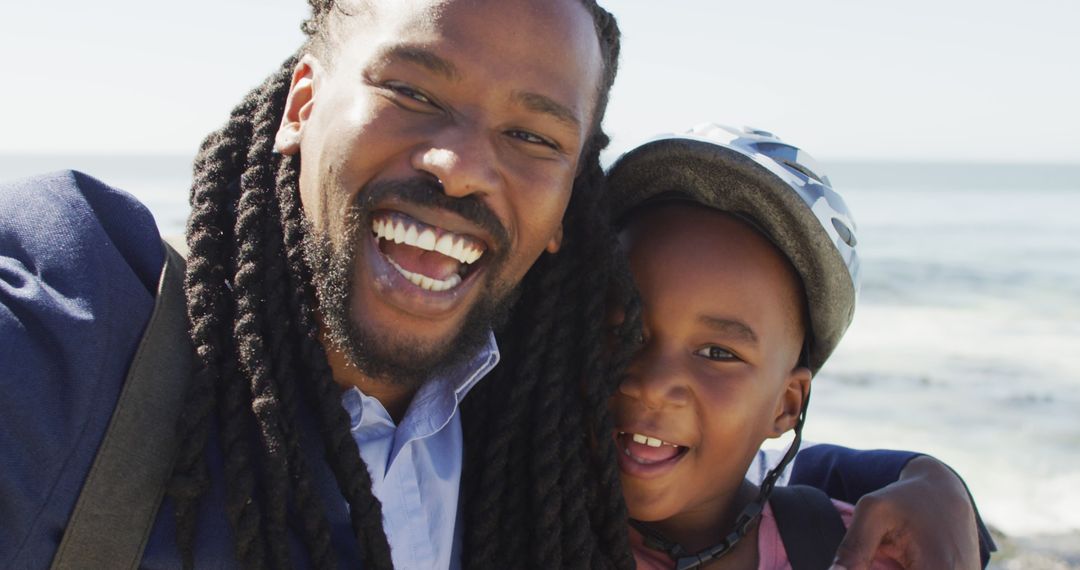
[629,500,902,569]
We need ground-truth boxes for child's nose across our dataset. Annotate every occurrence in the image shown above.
[618,351,692,409]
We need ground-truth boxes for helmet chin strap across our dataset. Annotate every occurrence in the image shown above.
[632,346,813,570]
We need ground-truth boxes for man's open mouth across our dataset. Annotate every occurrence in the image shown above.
[370,210,488,293]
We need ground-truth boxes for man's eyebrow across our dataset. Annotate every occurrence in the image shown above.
[512,90,583,130]
[380,45,461,81]
[698,316,758,344]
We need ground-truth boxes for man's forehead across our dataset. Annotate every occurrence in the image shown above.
[340,0,492,34]
[333,0,595,53]
[329,0,600,130]
[366,42,586,131]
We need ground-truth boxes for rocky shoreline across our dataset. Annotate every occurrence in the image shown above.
[989,528,1080,569]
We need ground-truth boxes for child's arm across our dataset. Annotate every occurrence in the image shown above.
[783,444,992,569]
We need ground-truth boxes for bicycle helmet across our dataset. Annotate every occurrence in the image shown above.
[608,123,860,375]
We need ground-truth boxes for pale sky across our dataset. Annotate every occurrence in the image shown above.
[3,0,1077,162]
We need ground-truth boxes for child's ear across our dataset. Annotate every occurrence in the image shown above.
[770,366,812,436]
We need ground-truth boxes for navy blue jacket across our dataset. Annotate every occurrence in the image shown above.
[0,171,984,568]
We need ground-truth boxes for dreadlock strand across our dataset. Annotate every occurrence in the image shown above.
[275,156,394,570]
[528,261,581,568]
[461,319,526,564]
[466,268,560,565]
[565,147,639,570]
[215,58,299,569]
[552,154,629,570]
[550,212,603,570]
[230,61,298,567]
[573,147,636,570]
[170,79,264,567]
[261,161,338,569]
[504,273,557,565]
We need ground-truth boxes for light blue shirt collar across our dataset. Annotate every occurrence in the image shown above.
[340,331,499,569]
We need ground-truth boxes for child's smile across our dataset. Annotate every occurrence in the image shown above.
[614,430,689,477]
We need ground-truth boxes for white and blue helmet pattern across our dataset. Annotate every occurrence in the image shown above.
[667,123,860,297]
[608,123,861,373]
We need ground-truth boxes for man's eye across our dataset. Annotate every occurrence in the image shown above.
[694,346,736,361]
[386,82,436,107]
[507,129,557,150]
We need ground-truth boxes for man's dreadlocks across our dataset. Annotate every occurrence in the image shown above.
[165,1,637,568]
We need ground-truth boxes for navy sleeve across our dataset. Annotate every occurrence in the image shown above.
[790,444,995,567]
[788,443,918,503]
[0,170,164,567]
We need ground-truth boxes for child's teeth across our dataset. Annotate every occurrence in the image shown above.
[394,222,406,244]
[628,432,671,448]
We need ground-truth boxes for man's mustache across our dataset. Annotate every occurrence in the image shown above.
[353,178,511,255]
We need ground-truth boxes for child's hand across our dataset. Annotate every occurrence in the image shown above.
[829,456,981,570]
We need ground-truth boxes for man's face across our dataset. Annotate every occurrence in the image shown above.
[276,0,603,384]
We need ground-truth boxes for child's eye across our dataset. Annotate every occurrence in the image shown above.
[695,346,736,362]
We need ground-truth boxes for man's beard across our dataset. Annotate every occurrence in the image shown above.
[302,179,519,391]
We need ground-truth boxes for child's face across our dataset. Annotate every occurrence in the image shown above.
[611,204,811,528]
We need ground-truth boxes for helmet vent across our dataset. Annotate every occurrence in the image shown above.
[781,159,824,184]
[832,218,857,247]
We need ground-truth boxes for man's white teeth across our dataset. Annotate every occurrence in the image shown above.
[630,433,676,448]
[417,228,436,250]
[434,233,454,256]
[386,257,462,292]
[372,217,484,265]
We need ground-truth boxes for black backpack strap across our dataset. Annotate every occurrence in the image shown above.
[51,242,194,570]
[768,485,847,570]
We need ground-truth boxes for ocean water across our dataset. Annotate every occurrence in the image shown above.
[0,155,195,236]
[3,156,1078,538]
[804,162,1080,539]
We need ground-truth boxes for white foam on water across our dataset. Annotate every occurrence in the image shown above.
[795,172,1080,538]
[804,285,1080,538]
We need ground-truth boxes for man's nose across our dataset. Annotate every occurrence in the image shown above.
[412,124,503,199]
[618,348,692,409]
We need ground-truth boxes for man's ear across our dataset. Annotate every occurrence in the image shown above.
[275,55,321,155]
[770,366,812,436]
[545,223,564,254]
